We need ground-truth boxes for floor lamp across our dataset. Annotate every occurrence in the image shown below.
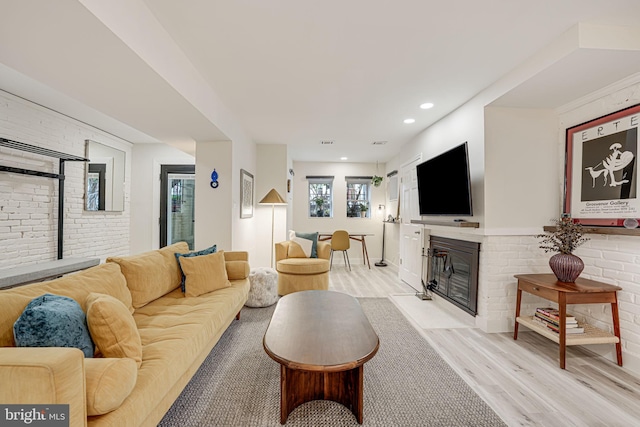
[259,188,287,268]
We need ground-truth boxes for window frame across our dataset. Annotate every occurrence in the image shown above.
[345,177,371,218]
[308,176,334,218]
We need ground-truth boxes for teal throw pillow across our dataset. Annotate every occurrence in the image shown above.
[13,293,94,358]
[295,232,318,258]
[175,244,217,292]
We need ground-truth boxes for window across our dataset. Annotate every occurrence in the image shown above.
[346,177,371,218]
[308,177,333,217]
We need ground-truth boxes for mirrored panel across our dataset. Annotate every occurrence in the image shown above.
[85,140,125,212]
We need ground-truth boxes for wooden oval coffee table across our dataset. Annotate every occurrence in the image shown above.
[263,290,379,424]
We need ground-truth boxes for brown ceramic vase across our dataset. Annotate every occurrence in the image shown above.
[549,253,584,283]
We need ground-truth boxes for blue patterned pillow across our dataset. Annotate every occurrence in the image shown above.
[13,293,94,358]
[295,232,319,258]
[175,244,217,292]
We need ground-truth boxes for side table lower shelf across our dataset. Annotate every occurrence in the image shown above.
[516,316,620,346]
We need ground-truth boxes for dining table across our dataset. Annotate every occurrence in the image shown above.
[318,232,372,269]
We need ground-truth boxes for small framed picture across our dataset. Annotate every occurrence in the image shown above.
[240,169,254,218]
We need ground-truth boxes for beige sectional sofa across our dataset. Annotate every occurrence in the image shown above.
[0,242,250,427]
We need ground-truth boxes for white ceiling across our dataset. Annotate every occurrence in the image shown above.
[1,0,640,162]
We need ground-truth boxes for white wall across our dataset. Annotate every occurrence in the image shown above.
[130,143,194,254]
[254,144,288,268]
[483,107,559,231]
[195,141,233,250]
[291,161,388,265]
[231,135,258,258]
[0,90,130,267]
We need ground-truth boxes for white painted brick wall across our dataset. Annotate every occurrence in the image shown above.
[481,233,640,371]
[0,91,131,268]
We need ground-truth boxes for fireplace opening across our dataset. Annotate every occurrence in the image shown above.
[426,236,480,316]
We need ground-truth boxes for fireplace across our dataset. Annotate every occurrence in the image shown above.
[426,236,480,316]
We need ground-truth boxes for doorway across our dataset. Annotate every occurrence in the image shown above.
[399,155,423,291]
[160,165,195,249]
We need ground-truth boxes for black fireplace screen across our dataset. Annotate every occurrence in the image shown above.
[426,236,480,316]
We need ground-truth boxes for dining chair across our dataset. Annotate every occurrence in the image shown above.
[330,230,351,271]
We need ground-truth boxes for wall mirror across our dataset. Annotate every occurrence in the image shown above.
[85,140,125,212]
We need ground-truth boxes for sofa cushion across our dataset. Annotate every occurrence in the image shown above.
[107,242,189,309]
[85,357,137,416]
[13,294,94,358]
[175,244,217,292]
[86,293,142,367]
[179,251,230,297]
[276,258,330,275]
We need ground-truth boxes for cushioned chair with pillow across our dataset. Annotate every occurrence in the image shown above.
[275,238,331,296]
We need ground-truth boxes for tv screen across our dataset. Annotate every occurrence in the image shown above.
[416,142,473,216]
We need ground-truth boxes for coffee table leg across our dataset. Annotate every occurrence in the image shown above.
[279,365,365,424]
[280,365,288,424]
[280,366,324,424]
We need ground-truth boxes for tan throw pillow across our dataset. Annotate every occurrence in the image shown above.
[85,293,142,367]
[84,357,137,416]
[107,241,189,308]
[287,241,308,258]
[179,251,231,297]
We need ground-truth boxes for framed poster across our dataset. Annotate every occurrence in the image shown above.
[564,103,640,226]
[240,169,254,218]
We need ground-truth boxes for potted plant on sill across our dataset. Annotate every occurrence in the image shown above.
[359,203,368,218]
[536,217,589,283]
[313,197,325,217]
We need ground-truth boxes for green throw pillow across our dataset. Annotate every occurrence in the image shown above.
[13,293,94,358]
[295,232,318,258]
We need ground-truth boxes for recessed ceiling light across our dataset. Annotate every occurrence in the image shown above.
[403,118,415,124]
[420,102,434,109]
[340,157,348,161]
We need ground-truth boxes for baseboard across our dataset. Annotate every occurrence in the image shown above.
[579,343,640,378]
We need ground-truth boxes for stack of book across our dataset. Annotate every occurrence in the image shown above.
[533,307,584,334]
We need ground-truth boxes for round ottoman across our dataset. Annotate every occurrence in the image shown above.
[246,267,279,307]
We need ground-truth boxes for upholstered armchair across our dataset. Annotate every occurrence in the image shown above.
[275,240,331,295]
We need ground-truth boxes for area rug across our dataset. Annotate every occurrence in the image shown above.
[159,298,506,426]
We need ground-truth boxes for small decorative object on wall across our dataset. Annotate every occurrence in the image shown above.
[210,169,219,188]
[240,169,254,218]
[536,217,589,282]
[564,103,640,226]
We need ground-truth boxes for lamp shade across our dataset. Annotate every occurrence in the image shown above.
[259,188,286,205]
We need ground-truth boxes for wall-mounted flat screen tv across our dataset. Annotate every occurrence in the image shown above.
[416,142,473,216]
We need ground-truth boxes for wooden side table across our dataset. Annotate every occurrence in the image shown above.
[513,274,622,369]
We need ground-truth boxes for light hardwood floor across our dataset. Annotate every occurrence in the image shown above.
[331,265,640,427]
